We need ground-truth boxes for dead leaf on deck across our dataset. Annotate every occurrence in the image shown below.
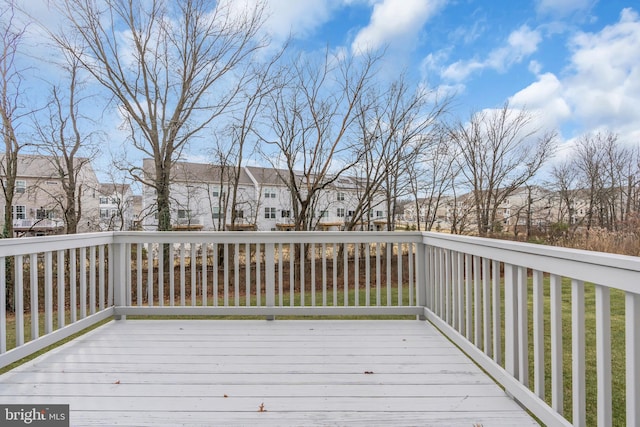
[114,380,120,384]
[258,403,266,412]
[364,371,374,374]
[223,394,228,398]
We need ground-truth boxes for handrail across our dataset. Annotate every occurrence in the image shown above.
[0,230,638,426]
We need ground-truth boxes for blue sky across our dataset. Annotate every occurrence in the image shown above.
[257,0,640,148]
[14,0,640,176]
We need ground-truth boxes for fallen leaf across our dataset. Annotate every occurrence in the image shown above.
[114,380,120,384]
[223,394,228,398]
[364,371,374,374]
[258,403,266,412]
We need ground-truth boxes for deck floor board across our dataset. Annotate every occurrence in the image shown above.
[0,320,538,426]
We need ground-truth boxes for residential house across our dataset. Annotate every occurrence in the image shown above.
[0,154,100,236]
[141,159,388,231]
[97,183,136,231]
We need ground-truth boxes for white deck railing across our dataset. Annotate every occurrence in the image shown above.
[0,231,638,426]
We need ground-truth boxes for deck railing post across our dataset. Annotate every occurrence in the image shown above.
[112,241,127,321]
[417,240,427,320]
[626,292,640,426]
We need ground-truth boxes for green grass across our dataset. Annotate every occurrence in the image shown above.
[2,278,627,426]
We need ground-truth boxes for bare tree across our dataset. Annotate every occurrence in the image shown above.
[260,49,380,230]
[345,76,446,231]
[32,55,101,234]
[407,126,457,231]
[0,0,29,238]
[54,0,268,230]
[449,102,557,236]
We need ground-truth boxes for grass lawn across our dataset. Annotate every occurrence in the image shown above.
[1,278,627,426]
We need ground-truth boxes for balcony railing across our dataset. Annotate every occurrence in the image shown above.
[0,231,638,426]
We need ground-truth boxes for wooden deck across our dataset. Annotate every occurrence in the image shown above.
[0,320,538,426]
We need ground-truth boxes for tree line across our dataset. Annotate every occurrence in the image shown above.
[0,0,636,238]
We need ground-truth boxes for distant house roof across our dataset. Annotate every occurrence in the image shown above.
[143,158,254,186]
[0,154,94,179]
[99,183,131,195]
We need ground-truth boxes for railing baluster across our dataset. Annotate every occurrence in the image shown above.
[492,260,501,364]
[56,250,66,328]
[517,266,528,386]
[317,243,321,307]
[30,253,38,340]
[407,243,418,305]
[504,263,517,378]
[595,284,612,427]
[451,251,458,329]
[473,255,481,346]
[44,251,53,334]
[69,249,76,323]
[299,243,305,306]
[354,243,360,307]
[125,244,131,306]
[465,254,472,340]
[550,274,563,414]
[202,244,209,307]
[265,243,275,318]
[80,247,86,319]
[386,243,391,307]
[365,243,370,306]
[234,244,239,307]
[482,257,490,355]
[533,270,544,398]
[457,253,464,334]
[334,243,338,307]
[397,243,402,306]
[191,244,197,306]
[438,248,444,317]
[0,257,5,353]
[255,244,261,307]
[180,243,186,306]
[89,246,96,315]
[344,243,349,307]
[627,292,640,427]
[148,243,154,307]
[137,244,142,306]
[224,243,230,307]
[124,243,132,308]
[289,242,294,307]
[572,279,586,427]
[376,243,381,306]
[156,244,163,307]
[108,243,114,307]
[169,244,175,306]
[211,243,219,307]
[15,255,24,347]
[276,243,281,307]
[244,243,251,307]
[99,245,105,311]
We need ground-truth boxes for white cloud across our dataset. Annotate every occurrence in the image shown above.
[351,0,447,53]
[507,8,640,145]
[509,72,571,131]
[439,25,542,82]
[536,0,594,18]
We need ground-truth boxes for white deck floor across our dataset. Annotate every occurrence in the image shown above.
[0,320,538,426]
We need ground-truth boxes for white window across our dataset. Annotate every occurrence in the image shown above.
[264,188,276,199]
[111,197,120,204]
[212,187,223,198]
[12,205,25,220]
[264,207,276,219]
[234,209,244,219]
[36,208,53,220]
[376,210,384,218]
[281,210,290,218]
[337,192,345,201]
[15,180,26,194]
[100,209,110,219]
[99,197,110,204]
[337,208,345,217]
[178,209,190,219]
[320,210,328,218]
[212,207,222,219]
